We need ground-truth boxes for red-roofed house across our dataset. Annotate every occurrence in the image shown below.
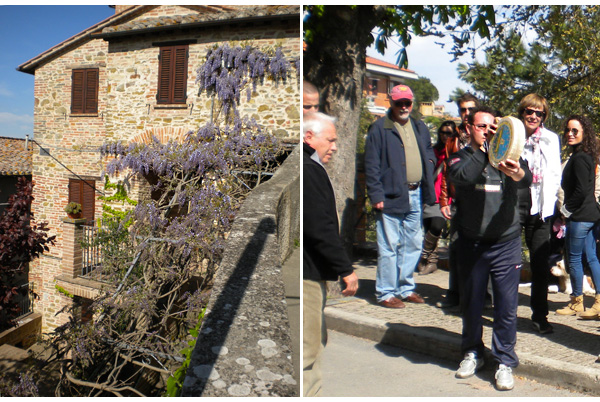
[363,56,418,116]
[0,136,33,214]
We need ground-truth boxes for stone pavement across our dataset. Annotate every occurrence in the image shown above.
[324,245,600,395]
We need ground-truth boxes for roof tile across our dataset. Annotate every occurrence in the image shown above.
[0,137,33,176]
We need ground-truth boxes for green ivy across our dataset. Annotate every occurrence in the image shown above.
[55,284,74,299]
[99,176,137,225]
[164,307,207,397]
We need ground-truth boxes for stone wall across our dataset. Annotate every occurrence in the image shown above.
[29,6,299,332]
[182,145,300,397]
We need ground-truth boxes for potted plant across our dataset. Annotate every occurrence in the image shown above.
[64,202,83,219]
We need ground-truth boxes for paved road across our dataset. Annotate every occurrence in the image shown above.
[322,330,589,397]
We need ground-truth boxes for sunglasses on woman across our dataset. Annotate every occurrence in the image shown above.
[524,108,545,118]
[564,128,580,135]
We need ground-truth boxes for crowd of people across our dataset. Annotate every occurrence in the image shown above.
[302,79,600,395]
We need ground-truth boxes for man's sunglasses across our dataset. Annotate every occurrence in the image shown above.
[393,100,412,108]
[459,107,476,114]
[470,123,491,131]
[524,108,545,118]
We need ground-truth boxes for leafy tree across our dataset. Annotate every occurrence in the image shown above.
[303,5,497,248]
[457,5,600,133]
[0,177,55,330]
[48,43,298,397]
[411,76,439,103]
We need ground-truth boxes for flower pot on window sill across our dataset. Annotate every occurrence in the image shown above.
[67,212,83,219]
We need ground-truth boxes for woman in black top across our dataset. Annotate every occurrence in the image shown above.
[556,115,600,316]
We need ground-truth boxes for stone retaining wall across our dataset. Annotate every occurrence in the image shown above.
[182,144,299,397]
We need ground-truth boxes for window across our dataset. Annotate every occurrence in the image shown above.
[68,179,96,223]
[157,45,188,104]
[71,68,99,114]
[368,79,379,95]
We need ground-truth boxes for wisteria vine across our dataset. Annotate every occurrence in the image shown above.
[197,44,298,120]
[50,42,297,397]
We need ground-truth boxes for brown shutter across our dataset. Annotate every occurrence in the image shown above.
[82,180,96,223]
[68,179,80,204]
[72,69,98,114]
[157,47,173,104]
[68,179,95,223]
[71,70,84,114]
[157,45,188,104]
[84,69,99,113]
[173,46,188,103]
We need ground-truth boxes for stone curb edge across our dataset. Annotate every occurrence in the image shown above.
[324,307,600,395]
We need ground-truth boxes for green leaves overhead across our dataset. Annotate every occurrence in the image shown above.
[304,5,496,69]
[458,5,600,134]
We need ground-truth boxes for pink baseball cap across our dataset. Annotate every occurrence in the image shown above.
[390,85,414,101]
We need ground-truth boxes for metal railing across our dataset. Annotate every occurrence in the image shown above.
[82,223,103,279]
[15,281,34,320]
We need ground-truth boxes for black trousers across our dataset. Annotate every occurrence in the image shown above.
[521,212,552,322]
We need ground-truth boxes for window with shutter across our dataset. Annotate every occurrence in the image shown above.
[157,45,188,104]
[68,179,96,224]
[71,68,99,114]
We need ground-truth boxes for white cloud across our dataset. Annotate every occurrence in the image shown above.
[0,112,32,124]
[0,112,33,138]
[0,83,13,98]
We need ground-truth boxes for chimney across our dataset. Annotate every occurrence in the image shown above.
[114,5,136,14]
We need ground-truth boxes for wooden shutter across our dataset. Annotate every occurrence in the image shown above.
[172,46,188,103]
[68,179,96,223]
[157,45,188,104]
[71,70,85,114]
[71,69,98,114]
[84,69,98,113]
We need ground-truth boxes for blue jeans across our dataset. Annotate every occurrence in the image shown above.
[565,220,600,296]
[375,187,423,302]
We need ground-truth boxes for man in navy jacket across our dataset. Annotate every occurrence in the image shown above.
[303,111,358,396]
[448,105,532,391]
[365,84,436,308]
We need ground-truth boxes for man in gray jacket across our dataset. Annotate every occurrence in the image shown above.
[365,84,436,308]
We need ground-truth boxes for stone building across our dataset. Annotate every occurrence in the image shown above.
[17,5,300,332]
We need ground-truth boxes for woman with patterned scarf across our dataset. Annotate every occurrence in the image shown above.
[516,94,562,334]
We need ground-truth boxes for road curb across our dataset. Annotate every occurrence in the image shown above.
[325,306,600,395]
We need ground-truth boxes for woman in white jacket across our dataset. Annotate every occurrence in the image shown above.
[516,94,562,334]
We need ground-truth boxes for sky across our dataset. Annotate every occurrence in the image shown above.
[0,5,115,139]
[0,4,507,137]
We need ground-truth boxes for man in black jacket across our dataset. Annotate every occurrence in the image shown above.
[303,112,358,397]
[364,84,436,308]
[448,106,532,391]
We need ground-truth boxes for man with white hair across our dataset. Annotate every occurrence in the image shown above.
[303,112,358,397]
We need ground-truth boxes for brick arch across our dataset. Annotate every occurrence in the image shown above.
[129,127,192,145]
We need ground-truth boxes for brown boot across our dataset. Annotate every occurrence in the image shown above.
[418,232,440,275]
[580,294,600,320]
[556,295,585,316]
[421,247,439,275]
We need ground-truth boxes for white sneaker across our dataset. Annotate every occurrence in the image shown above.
[495,364,514,390]
[455,352,484,378]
